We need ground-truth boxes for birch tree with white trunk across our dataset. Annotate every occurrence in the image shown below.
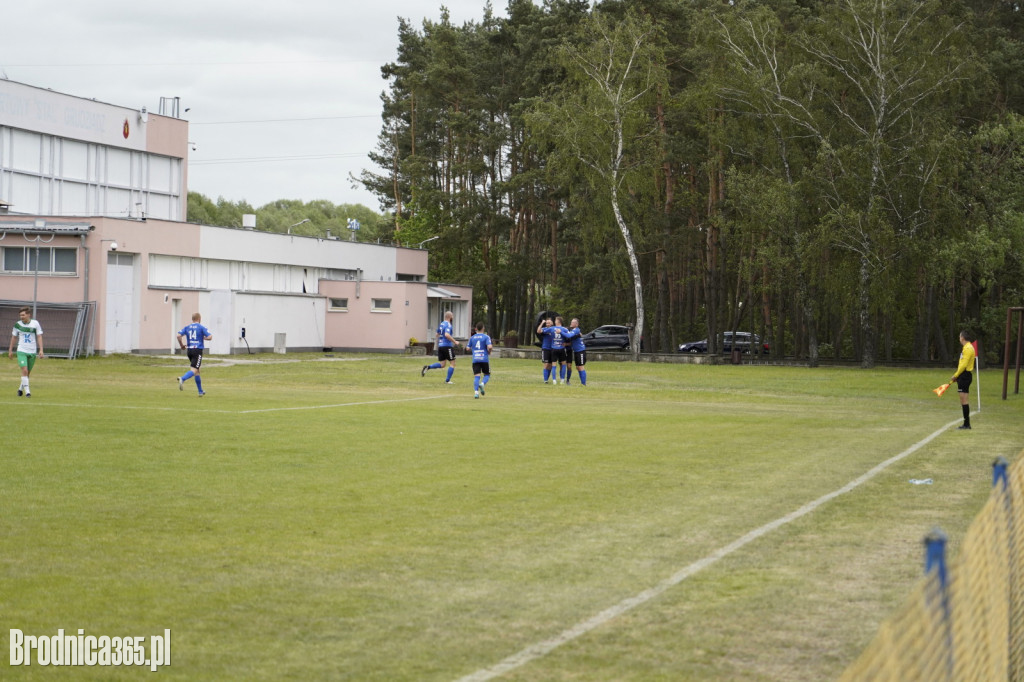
[527,10,668,358]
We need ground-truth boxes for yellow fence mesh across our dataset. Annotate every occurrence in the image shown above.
[839,453,1024,682]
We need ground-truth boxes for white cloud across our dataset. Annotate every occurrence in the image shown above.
[0,1,512,211]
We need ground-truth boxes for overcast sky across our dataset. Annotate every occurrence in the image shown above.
[1,1,515,212]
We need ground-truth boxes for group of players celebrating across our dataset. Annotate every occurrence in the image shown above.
[421,312,588,398]
[537,316,587,386]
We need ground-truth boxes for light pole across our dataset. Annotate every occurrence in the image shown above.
[287,218,310,235]
[417,236,439,249]
[26,219,54,319]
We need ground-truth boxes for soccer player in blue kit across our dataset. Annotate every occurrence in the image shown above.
[537,316,569,384]
[176,312,213,396]
[422,310,459,383]
[468,322,492,399]
[563,318,587,386]
[538,317,555,383]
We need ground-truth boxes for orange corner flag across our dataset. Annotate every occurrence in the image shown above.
[933,383,950,397]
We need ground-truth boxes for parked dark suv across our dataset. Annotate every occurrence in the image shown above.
[678,331,769,354]
[582,325,634,350]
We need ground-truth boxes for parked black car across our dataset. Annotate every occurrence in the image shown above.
[678,331,769,354]
[582,325,634,350]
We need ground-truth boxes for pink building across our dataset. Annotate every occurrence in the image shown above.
[0,80,471,355]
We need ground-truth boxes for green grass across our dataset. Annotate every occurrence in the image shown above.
[1,354,1021,680]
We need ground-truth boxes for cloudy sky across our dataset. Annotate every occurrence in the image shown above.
[1,1,514,212]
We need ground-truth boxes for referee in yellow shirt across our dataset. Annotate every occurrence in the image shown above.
[950,331,976,430]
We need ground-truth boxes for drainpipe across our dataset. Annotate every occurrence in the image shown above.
[82,234,89,302]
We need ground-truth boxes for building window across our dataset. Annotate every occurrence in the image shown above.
[2,246,77,275]
[371,298,392,312]
[329,298,349,311]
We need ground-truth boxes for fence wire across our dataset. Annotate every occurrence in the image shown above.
[840,452,1023,682]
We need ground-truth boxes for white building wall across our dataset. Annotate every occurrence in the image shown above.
[233,293,327,351]
[0,80,184,220]
[198,226,396,281]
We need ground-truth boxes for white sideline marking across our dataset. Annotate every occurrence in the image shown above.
[455,417,966,682]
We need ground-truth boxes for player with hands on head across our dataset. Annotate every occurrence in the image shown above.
[537,317,555,383]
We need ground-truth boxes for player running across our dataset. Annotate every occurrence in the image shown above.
[468,322,493,399]
[422,311,459,383]
[176,312,213,397]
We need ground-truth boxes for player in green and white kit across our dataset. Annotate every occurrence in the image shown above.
[8,306,44,397]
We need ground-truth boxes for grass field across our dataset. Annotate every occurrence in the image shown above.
[2,352,1022,681]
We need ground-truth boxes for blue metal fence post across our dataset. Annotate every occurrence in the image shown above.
[993,455,1009,490]
[925,527,948,589]
[924,527,953,679]
[991,455,1017,681]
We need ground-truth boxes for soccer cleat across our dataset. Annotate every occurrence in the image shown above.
[957,424,971,430]
[17,389,23,397]
[25,392,30,397]
[198,391,206,397]
[474,390,480,399]
[445,380,453,384]
[421,365,428,377]
[177,376,184,391]
[479,384,485,396]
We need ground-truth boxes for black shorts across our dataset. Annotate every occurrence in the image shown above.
[437,346,455,362]
[572,349,586,366]
[472,361,490,376]
[187,348,204,370]
[551,348,568,364]
[541,348,553,363]
[956,371,972,394]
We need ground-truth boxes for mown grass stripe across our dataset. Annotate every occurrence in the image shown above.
[455,415,967,682]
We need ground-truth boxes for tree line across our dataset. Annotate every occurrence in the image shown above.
[351,0,1024,366]
[186,193,391,243]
